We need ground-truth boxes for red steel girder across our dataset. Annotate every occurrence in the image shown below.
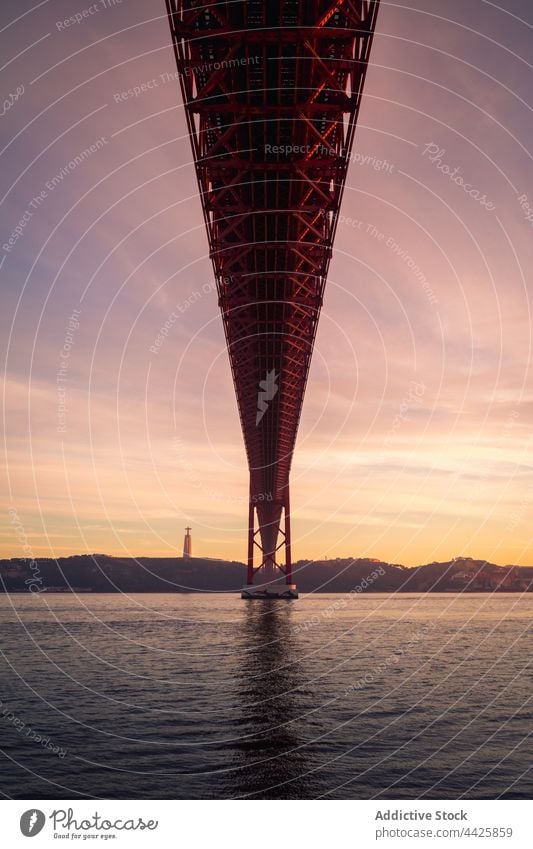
[165,0,380,581]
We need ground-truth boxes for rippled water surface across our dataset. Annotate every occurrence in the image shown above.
[0,593,531,799]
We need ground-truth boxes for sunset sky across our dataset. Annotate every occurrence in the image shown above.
[2,0,533,566]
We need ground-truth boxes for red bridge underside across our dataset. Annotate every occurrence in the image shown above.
[166,0,379,583]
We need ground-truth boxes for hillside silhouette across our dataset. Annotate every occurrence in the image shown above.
[1,555,531,593]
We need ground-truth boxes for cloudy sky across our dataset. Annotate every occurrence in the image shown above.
[1,0,533,566]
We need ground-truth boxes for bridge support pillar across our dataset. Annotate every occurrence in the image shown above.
[242,483,298,599]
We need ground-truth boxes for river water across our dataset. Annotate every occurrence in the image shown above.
[0,593,530,799]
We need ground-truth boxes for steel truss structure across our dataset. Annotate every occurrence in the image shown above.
[166,0,380,587]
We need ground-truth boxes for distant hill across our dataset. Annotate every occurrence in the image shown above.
[0,555,532,593]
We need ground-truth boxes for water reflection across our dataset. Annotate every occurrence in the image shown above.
[231,600,312,798]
